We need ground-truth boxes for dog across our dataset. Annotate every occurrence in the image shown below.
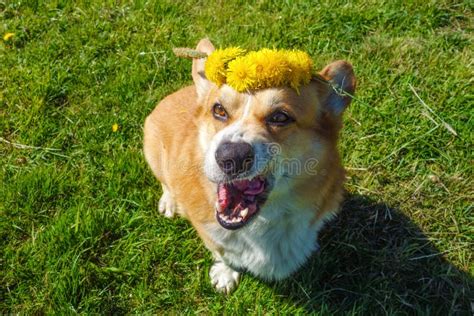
[143,39,355,294]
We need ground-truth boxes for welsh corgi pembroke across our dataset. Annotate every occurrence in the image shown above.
[144,39,356,293]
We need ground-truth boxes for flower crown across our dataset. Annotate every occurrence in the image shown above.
[174,47,314,93]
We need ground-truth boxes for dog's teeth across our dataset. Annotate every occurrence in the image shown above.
[240,208,249,218]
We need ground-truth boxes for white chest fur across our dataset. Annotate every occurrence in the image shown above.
[205,200,329,281]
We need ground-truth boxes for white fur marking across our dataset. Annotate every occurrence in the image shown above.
[241,94,252,119]
[209,261,240,294]
[158,188,178,218]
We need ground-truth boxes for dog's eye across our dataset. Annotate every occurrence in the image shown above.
[212,103,228,121]
[266,111,294,126]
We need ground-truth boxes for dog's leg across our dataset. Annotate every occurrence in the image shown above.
[209,260,240,294]
[158,185,178,218]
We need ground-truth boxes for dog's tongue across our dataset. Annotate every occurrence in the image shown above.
[217,178,265,211]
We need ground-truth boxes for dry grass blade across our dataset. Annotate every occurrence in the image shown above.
[409,84,458,136]
[172,47,208,59]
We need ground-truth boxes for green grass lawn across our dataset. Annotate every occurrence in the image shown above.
[1,0,473,314]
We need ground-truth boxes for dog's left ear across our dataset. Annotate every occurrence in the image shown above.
[318,60,356,116]
[192,38,216,100]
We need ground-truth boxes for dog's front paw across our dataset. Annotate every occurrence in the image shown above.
[158,190,177,218]
[209,261,240,294]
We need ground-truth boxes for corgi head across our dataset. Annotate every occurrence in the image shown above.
[192,39,356,230]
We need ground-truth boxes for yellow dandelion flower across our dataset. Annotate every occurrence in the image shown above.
[248,49,289,89]
[198,45,314,93]
[205,47,246,86]
[245,51,266,88]
[3,32,14,41]
[285,50,313,91]
[112,123,119,132]
[226,57,257,92]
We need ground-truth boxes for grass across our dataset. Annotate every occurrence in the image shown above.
[1,0,472,314]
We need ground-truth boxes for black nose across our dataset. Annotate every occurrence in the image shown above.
[215,141,254,176]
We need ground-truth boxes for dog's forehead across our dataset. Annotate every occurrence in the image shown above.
[253,88,289,107]
[254,87,319,117]
[218,85,245,104]
[218,85,314,110]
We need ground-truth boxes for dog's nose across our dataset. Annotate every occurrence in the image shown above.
[215,141,254,176]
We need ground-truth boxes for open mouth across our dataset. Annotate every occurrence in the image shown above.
[216,176,269,230]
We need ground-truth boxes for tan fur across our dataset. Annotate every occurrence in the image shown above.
[144,86,219,249]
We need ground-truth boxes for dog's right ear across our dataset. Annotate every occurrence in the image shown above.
[192,38,215,100]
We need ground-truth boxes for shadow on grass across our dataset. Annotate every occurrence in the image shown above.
[274,194,473,314]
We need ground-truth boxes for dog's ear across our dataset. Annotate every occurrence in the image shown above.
[192,38,216,100]
[318,60,356,116]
